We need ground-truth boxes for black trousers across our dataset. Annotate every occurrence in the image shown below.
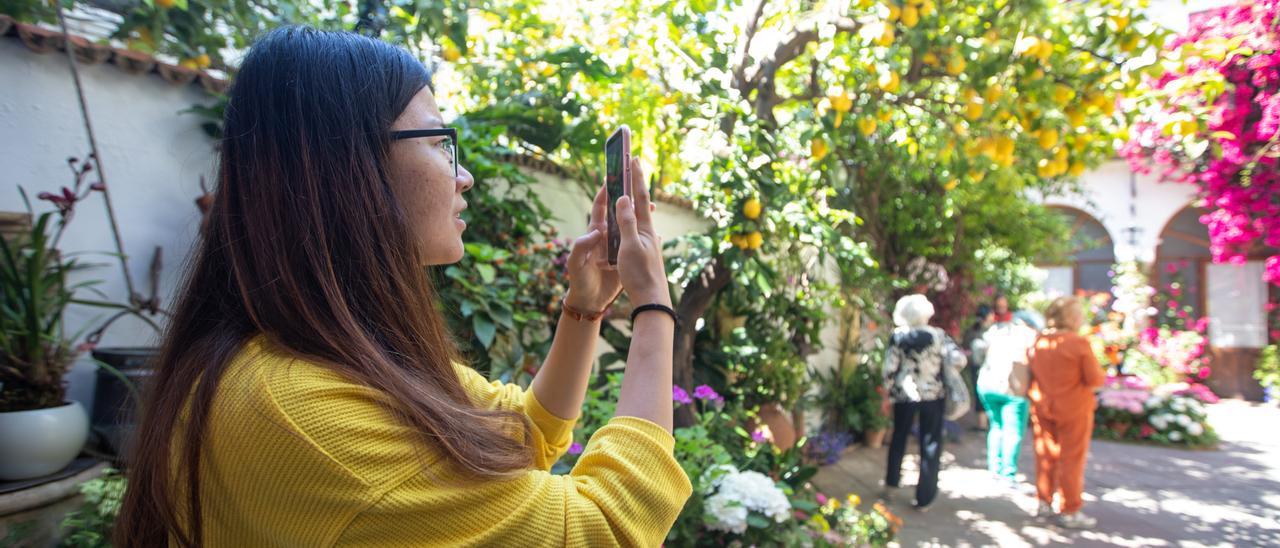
[885,398,945,507]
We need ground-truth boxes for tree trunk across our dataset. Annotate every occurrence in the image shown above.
[672,255,732,426]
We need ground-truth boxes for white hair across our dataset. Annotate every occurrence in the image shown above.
[893,294,935,328]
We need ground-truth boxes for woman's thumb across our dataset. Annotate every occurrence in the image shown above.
[616,195,640,240]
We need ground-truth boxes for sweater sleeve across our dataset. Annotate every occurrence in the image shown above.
[452,362,577,469]
[336,416,692,548]
[1076,336,1106,389]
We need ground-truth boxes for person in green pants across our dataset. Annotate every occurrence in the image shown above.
[975,313,1037,487]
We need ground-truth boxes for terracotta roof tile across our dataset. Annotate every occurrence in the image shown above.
[0,14,228,94]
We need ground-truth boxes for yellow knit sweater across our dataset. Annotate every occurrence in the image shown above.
[183,335,692,546]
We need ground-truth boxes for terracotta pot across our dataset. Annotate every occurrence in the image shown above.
[863,428,887,449]
[756,403,797,450]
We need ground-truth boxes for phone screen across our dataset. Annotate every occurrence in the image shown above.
[605,130,626,265]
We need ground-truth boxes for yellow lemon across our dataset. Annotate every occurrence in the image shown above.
[1099,98,1116,116]
[1038,128,1059,149]
[919,0,935,16]
[746,231,764,250]
[944,179,959,191]
[901,6,919,27]
[886,2,901,21]
[1068,162,1086,177]
[858,117,878,136]
[878,71,900,94]
[731,234,749,249]
[878,109,893,123]
[179,58,200,70]
[977,137,997,158]
[964,100,984,121]
[1053,84,1074,105]
[1067,108,1087,127]
[995,136,1015,158]
[946,55,966,76]
[630,67,647,79]
[923,52,940,66]
[1111,14,1130,31]
[811,139,830,161]
[195,54,211,68]
[830,93,854,113]
[1037,158,1054,178]
[876,25,896,47]
[743,198,763,220]
[983,83,1004,104]
[442,45,462,62]
[1122,35,1141,53]
[1037,40,1054,61]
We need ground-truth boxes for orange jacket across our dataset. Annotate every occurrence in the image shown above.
[1027,331,1106,420]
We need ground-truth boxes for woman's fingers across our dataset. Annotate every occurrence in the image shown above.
[631,157,654,232]
[589,183,608,232]
[567,229,602,272]
[616,195,641,245]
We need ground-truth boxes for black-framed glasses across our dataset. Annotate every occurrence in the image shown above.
[390,127,458,177]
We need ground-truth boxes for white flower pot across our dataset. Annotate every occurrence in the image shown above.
[0,401,89,481]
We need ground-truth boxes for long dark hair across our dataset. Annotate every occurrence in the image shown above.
[115,26,534,547]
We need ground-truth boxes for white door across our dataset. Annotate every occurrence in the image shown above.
[1206,261,1267,349]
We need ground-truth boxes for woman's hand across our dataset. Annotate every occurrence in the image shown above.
[563,182,623,313]
[615,157,671,308]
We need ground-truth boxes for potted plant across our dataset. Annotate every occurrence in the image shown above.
[851,353,892,448]
[0,190,95,480]
[0,158,154,478]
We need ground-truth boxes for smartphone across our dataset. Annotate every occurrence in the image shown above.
[605,126,631,265]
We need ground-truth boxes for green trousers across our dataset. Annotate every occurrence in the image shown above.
[977,390,1029,480]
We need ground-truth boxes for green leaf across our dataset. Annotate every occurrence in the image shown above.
[472,314,496,348]
[477,263,497,284]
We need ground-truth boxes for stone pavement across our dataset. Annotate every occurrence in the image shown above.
[812,400,1280,546]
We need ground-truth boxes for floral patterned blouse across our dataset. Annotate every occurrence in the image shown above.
[883,326,967,403]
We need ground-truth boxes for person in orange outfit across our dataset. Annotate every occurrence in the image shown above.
[1027,296,1105,529]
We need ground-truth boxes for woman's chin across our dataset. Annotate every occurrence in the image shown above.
[423,242,466,267]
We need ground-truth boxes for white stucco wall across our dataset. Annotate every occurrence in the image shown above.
[1,37,220,408]
[1042,160,1198,263]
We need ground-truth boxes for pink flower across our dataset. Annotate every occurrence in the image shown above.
[693,385,723,402]
[816,493,828,505]
[672,386,693,405]
[1140,424,1156,438]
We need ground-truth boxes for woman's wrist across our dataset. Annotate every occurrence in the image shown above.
[562,289,618,320]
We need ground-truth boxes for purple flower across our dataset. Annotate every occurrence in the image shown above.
[672,385,693,405]
[751,427,771,443]
[567,442,584,456]
[693,384,722,402]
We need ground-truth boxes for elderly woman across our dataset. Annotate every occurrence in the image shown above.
[1028,296,1106,528]
[882,294,967,509]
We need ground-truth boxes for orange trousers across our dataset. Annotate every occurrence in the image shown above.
[1030,408,1093,514]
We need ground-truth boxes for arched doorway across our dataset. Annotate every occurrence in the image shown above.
[1037,206,1116,297]
[1156,206,1275,400]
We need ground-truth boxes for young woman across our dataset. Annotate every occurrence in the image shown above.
[881,294,967,510]
[1028,296,1105,528]
[115,27,691,546]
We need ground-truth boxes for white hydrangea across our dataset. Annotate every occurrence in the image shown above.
[1176,414,1192,427]
[1145,396,1166,410]
[703,466,792,534]
[1187,422,1204,437]
[1149,414,1169,430]
[1169,431,1183,441]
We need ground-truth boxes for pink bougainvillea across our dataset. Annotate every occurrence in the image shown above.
[1121,0,1280,285]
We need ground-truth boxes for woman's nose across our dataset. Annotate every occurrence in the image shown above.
[457,165,475,193]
